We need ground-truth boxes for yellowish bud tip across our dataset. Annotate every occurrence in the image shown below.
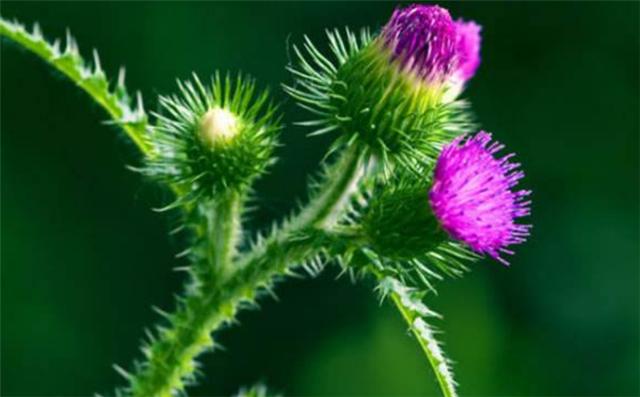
[200,107,239,145]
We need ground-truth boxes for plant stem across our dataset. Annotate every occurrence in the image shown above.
[295,144,366,229]
[207,190,242,278]
[0,18,151,155]
[129,230,326,397]
[391,295,456,397]
[369,269,457,397]
[128,146,366,396]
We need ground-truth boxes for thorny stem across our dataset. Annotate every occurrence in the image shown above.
[129,228,328,396]
[207,190,242,278]
[368,268,457,397]
[129,230,328,397]
[129,146,367,396]
[390,294,456,397]
[0,19,151,154]
[294,144,366,229]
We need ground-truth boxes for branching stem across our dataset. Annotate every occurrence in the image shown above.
[129,146,367,396]
[129,229,326,397]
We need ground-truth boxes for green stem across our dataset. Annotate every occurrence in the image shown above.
[392,297,456,397]
[207,190,242,278]
[295,144,365,229]
[129,231,326,397]
[128,146,366,396]
[0,18,151,155]
[0,18,194,203]
[370,269,457,397]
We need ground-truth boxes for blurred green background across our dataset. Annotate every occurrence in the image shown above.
[1,2,638,396]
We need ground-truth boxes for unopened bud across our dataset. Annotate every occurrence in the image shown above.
[200,107,239,146]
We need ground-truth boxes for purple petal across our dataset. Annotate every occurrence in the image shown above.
[429,132,531,264]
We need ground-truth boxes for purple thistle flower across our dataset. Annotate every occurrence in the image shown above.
[381,4,458,82]
[428,132,531,264]
[454,19,482,83]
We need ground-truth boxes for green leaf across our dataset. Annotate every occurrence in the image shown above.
[376,275,459,397]
[0,17,150,154]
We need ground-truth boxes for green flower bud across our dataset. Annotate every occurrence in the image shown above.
[331,41,448,159]
[362,185,448,260]
[353,176,477,287]
[199,107,240,145]
[286,29,472,171]
[142,73,280,202]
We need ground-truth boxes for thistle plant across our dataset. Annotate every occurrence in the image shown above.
[1,4,532,397]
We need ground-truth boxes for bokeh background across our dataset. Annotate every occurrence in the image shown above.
[2,2,638,396]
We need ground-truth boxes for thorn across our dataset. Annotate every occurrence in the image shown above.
[12,19,25,32]
[135,91,145,115]
[152,305,171,319]
[92,49,103,75]
[65,29,76,55]
[117,66,126,88]
[144,328,155,343]
[262,284,279,301]
[284,269,304,279]
[32,22,42,39]
[51,39,61,57]
[175,247,191,259]
[80,66,91,79]
[141,346,152,359]
[112,364,131,380]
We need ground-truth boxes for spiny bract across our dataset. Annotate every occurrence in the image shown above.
[285,4,479,174]
[141,73,281,205]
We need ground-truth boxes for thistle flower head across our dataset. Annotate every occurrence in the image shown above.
[454,19,482,83]
[141,73,280,203]
[428,132,531,264]
[286,4,477,173]
[358,178,477,289]
[381,4,458,83]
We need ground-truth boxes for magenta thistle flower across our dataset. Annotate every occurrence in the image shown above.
[381,4,458,82]
[454,19,482,83]
[428,132,531,264]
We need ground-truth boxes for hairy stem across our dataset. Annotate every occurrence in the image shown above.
[128,146,366,396]
[372,271,458,397]
[207,190,242,278]
[295,144,366,229]
[0,18,151,155]
[129,230,326,397]
[391,296,457,397]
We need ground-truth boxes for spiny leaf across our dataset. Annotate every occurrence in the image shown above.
[377,276,458,397]
[0,17,150,153]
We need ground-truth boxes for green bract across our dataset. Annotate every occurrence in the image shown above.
[286,30,473,173]
[142,74,281,203]
[363,185,447,258]
[347,176,478,291]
